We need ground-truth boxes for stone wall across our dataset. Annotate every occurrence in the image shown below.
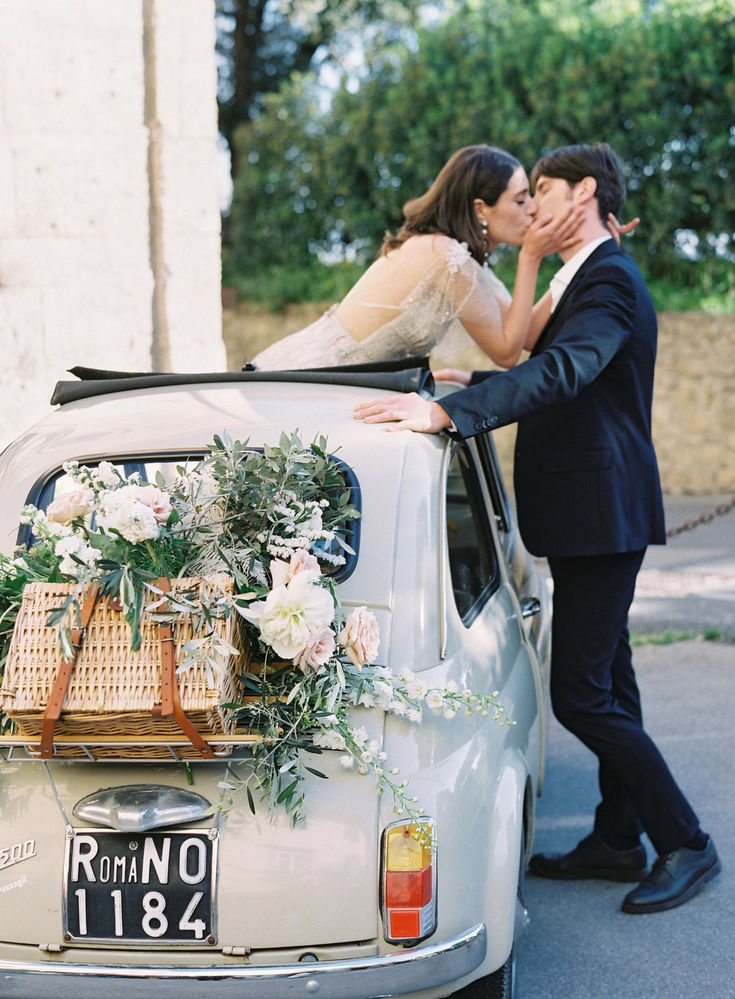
[653,313,734,494]
[0,0,225,450]
[223,304,735,495]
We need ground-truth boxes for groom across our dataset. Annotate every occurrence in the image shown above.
[354,142,720,914]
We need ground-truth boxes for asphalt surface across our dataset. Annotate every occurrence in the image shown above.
[518,495,735,999]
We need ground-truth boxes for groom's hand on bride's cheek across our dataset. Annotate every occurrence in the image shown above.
[353,393,451,434]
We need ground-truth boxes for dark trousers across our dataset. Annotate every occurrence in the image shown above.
[547,549,699,856]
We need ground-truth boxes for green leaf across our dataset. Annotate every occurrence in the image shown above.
[276,780,298,805]
[305,767,328,779]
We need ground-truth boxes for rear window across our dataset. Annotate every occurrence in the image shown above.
[19,449,361,583]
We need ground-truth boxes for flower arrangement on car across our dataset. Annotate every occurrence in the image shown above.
[0,431,509,827]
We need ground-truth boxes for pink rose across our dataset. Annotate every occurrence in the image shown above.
[135,486,172,522]
[339,606,380,668]
[289,549,321,579]
[271,550,321,588]
[293,626,335,674]
[46,488,94,525]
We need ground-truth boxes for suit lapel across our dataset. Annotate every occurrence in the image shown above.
[531,240,622,356]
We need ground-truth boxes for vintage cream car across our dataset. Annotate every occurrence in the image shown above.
[0,363,549,999]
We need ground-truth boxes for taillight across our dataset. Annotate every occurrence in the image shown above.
[380,817,437,945]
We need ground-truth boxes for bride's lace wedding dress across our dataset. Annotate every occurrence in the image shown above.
[249,239,511,370]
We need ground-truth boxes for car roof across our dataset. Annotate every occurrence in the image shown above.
[49,361,435,406]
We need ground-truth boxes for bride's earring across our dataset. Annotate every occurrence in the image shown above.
[480,218,490,261]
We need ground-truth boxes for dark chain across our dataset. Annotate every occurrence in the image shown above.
[666,496,735,538]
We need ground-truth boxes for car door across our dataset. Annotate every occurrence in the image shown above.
[442,438,546,786]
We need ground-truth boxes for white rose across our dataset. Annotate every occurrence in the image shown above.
[338,606,380,668]
[46,488,94,526]
[243,574,334,660]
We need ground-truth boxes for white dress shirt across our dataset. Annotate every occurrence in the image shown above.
[549,235,612,311]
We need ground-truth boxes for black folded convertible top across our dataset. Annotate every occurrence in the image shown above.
[50,358,436,407]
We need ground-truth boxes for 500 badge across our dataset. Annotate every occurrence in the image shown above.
[0,839,37,872]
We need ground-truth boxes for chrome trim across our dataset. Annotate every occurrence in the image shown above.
[0,922,486,998]
[72,784,211,832]
[0,734,259,764]
[438,442,452,661]
[520,597,541,620]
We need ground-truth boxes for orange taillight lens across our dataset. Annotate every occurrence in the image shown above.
[381,818,437,945]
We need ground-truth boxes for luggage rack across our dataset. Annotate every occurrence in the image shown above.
[0,732,265,764]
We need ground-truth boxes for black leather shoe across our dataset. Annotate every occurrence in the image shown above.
[622,835,721,914]
[529,832,648,882]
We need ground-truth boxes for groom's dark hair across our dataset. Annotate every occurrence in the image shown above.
[531,143,626,221]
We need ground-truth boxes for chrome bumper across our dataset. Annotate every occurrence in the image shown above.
[0,923,486,998]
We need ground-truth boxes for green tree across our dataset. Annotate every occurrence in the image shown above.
[228,0,735,297]
[216,0,419,180]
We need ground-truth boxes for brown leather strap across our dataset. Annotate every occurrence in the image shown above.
[40,584,101,758]
[152,578,215,759]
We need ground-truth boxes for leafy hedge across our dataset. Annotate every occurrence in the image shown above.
[225,0,735,308]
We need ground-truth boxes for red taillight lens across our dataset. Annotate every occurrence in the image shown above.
[385,868,433,907]
[381,818,437,945]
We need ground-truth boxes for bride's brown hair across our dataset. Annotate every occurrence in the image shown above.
[380,144,521,265]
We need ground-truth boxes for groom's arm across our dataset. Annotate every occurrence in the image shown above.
[440,280,634,438]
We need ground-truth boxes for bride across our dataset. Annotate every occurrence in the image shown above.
[249,144,620,371]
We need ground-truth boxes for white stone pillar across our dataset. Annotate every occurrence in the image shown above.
[0,0,224,451]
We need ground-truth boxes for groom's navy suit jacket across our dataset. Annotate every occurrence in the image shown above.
[441,239,666,558]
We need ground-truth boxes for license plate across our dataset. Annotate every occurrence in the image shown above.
[63,828,217,945]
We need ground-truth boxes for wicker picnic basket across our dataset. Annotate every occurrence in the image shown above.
[0,576,247,759]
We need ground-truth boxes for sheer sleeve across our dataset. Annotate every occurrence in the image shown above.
[333,238,513,362]
[418,242,512,358]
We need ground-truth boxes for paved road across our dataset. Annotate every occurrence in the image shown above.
[630,493,735,639]
[518,496,735,998]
